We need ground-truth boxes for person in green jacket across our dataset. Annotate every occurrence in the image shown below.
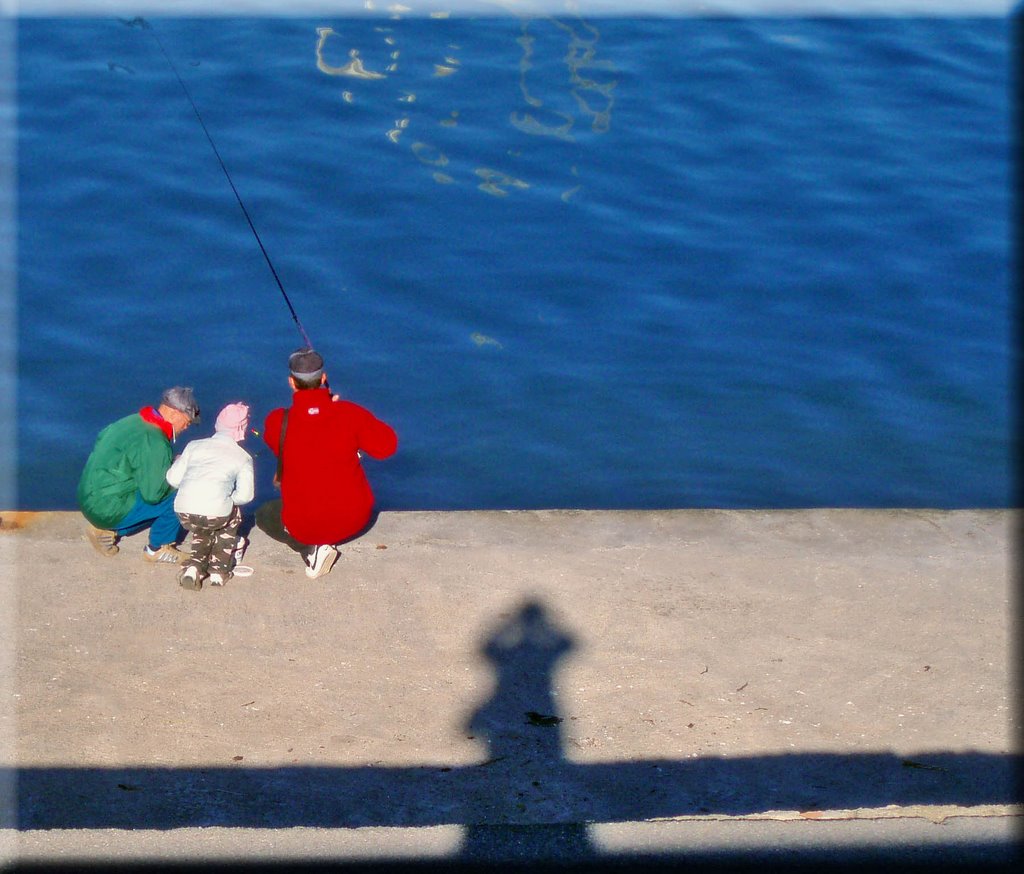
[78,386,200,563]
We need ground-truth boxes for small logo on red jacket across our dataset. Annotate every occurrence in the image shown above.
[308,407,320,415]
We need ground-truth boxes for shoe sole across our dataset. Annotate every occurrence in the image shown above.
[178,575,202,591]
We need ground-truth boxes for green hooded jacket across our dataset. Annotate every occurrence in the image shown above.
[77,411,174,529]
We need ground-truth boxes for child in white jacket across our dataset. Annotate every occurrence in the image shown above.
[166,402,254,590]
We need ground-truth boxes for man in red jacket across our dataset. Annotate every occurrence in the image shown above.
[255,348,398,578]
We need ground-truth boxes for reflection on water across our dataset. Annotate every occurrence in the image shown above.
[475,166,530,197]
[314,7,616,200]
[470,331,503,349]
[315,29,387,80]
[513,17,616,139]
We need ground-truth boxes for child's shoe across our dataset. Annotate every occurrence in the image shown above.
[232,535,248,566]
[178,566,202,590]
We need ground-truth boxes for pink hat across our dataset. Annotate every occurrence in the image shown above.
[215,402,250,442]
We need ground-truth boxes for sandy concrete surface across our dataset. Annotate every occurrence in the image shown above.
[0,508,1019,866]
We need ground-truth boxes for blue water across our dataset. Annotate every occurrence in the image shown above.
[15,14,1013,511]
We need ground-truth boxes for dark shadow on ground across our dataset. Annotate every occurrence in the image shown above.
[7,854,1024,874]
[10,601,1022,869]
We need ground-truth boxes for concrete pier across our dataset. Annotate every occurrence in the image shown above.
[0,508,1018,867]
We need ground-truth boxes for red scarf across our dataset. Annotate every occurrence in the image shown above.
[139,406,174,442]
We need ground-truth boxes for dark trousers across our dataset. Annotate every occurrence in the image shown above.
[177,506,242,576]
[255,499,311,556]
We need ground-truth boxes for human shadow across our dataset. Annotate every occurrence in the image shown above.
[458,601,594,861]
[11,599,1021,868]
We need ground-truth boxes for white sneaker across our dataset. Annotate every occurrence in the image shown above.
[177,566,202,590]
[305,544,338,579]
[231,535,248,566]
[208,572,231,587]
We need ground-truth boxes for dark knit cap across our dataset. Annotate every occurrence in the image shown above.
[289,348,324,380]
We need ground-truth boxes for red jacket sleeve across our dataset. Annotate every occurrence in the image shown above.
[263,408,286,458]
[355,406,398,460]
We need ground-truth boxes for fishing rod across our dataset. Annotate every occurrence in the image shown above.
[131,17,314,350]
